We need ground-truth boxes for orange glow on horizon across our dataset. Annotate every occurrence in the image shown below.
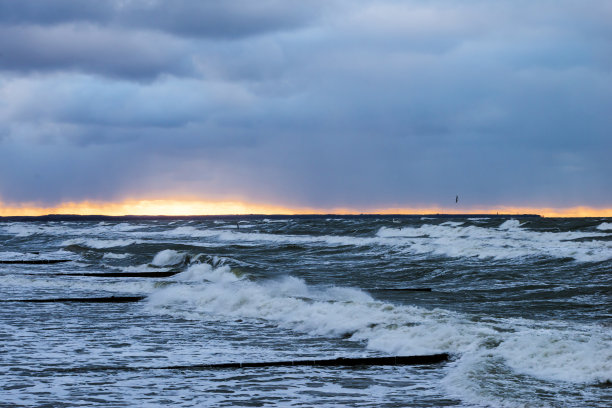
[0,199,611,218]
[0,199,308,217]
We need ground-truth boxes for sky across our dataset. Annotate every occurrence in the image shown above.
[0,0,611,215]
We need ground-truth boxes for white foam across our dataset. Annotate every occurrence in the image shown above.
[163,221,612,262]
[116,264,171,273]
[498,219,522,230]
[596,222,612,231]
[497,327,612,384]
[13,218,609,264]
[61,238,140,249]
[224,224,256,229]
[102,252,130,260]
[1,221,150,241]
[173,263,242,283]
[2,224,39,237]
[165,225,377,247]
[1,274,157,294]
[146,267,611,386]
[108,222,144,232]
[166,226,218,238]
[2,223,69,237]
[441,221,465,227]
[442,322,612,406]
[151,249,186,266]
[376,222,612,262]
[0,250,76,261]
[0,251,36,260]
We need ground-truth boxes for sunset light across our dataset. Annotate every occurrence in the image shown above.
[1,199,611,218]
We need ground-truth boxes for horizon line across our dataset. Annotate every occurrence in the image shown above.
[0,213,545,219]
[1,199,611,218]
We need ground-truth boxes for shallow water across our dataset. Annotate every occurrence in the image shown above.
[1,215,611,406]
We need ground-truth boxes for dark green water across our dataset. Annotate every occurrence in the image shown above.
[1,216,610,406]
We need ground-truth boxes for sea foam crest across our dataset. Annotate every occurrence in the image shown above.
[165,225,376,247]
[0,250,75,261]
[0,251,29,260]
[173,263,243,283]
[2,274,157,294]
[62,238,140,249]
[376,221,612,262]
[147,266,612,385]
[596,222,612,231]
[151,249,187,266]
[496,327,612,384]
[2,223,69,237]
[498,219,522,230]
[102,252,130,260]
[2,222,143,238]
[165,222,612,262]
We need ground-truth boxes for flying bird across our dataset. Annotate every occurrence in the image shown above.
[456,195,459,204]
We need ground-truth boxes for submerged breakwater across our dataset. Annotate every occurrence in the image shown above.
[1,215,610,406]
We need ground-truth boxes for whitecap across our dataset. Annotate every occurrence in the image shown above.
[0,251,35,260]
[0,249,76,261]
[498,219,522,230]
[62,238,140,249]
[151,249,187,266]
[102,253,130,260]
[146,268,612,386]
[116,264,171,273]
[163,222,612,262]
[596,222,612,231]
[440,221,465,227]
[376,223,611,262]
[173,263,242,283]
[497,327,612,384]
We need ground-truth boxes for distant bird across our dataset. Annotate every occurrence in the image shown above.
[455,195,459,204]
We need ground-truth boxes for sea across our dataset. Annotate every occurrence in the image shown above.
[0,215,610,407]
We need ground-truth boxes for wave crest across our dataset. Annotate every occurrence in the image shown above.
[146,267,611,385]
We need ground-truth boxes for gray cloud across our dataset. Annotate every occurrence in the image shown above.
[0,0,611,209]
[0,0,324,38]
[0,0,112,25]
[0,24,193,79]
[0,0,327,80]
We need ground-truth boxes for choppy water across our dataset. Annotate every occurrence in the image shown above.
[1,215,610,407]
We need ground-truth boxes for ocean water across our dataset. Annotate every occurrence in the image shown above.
[0,215,610,407]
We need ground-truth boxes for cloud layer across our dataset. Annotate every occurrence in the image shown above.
[1,0,611,209]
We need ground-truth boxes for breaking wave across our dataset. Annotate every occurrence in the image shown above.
[147,264,612,386]
[61,238,141,249]
[102,252,130,260]
[376,221,612,262]
[151,249,188,266]
[597,222,612,231]
[160,220,612,262]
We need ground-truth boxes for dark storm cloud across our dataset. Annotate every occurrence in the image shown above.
[0,0,325,79]
[0,0,611,209]
[0,25,192,79]
[0,0,322,38]
[0,0,112,25]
